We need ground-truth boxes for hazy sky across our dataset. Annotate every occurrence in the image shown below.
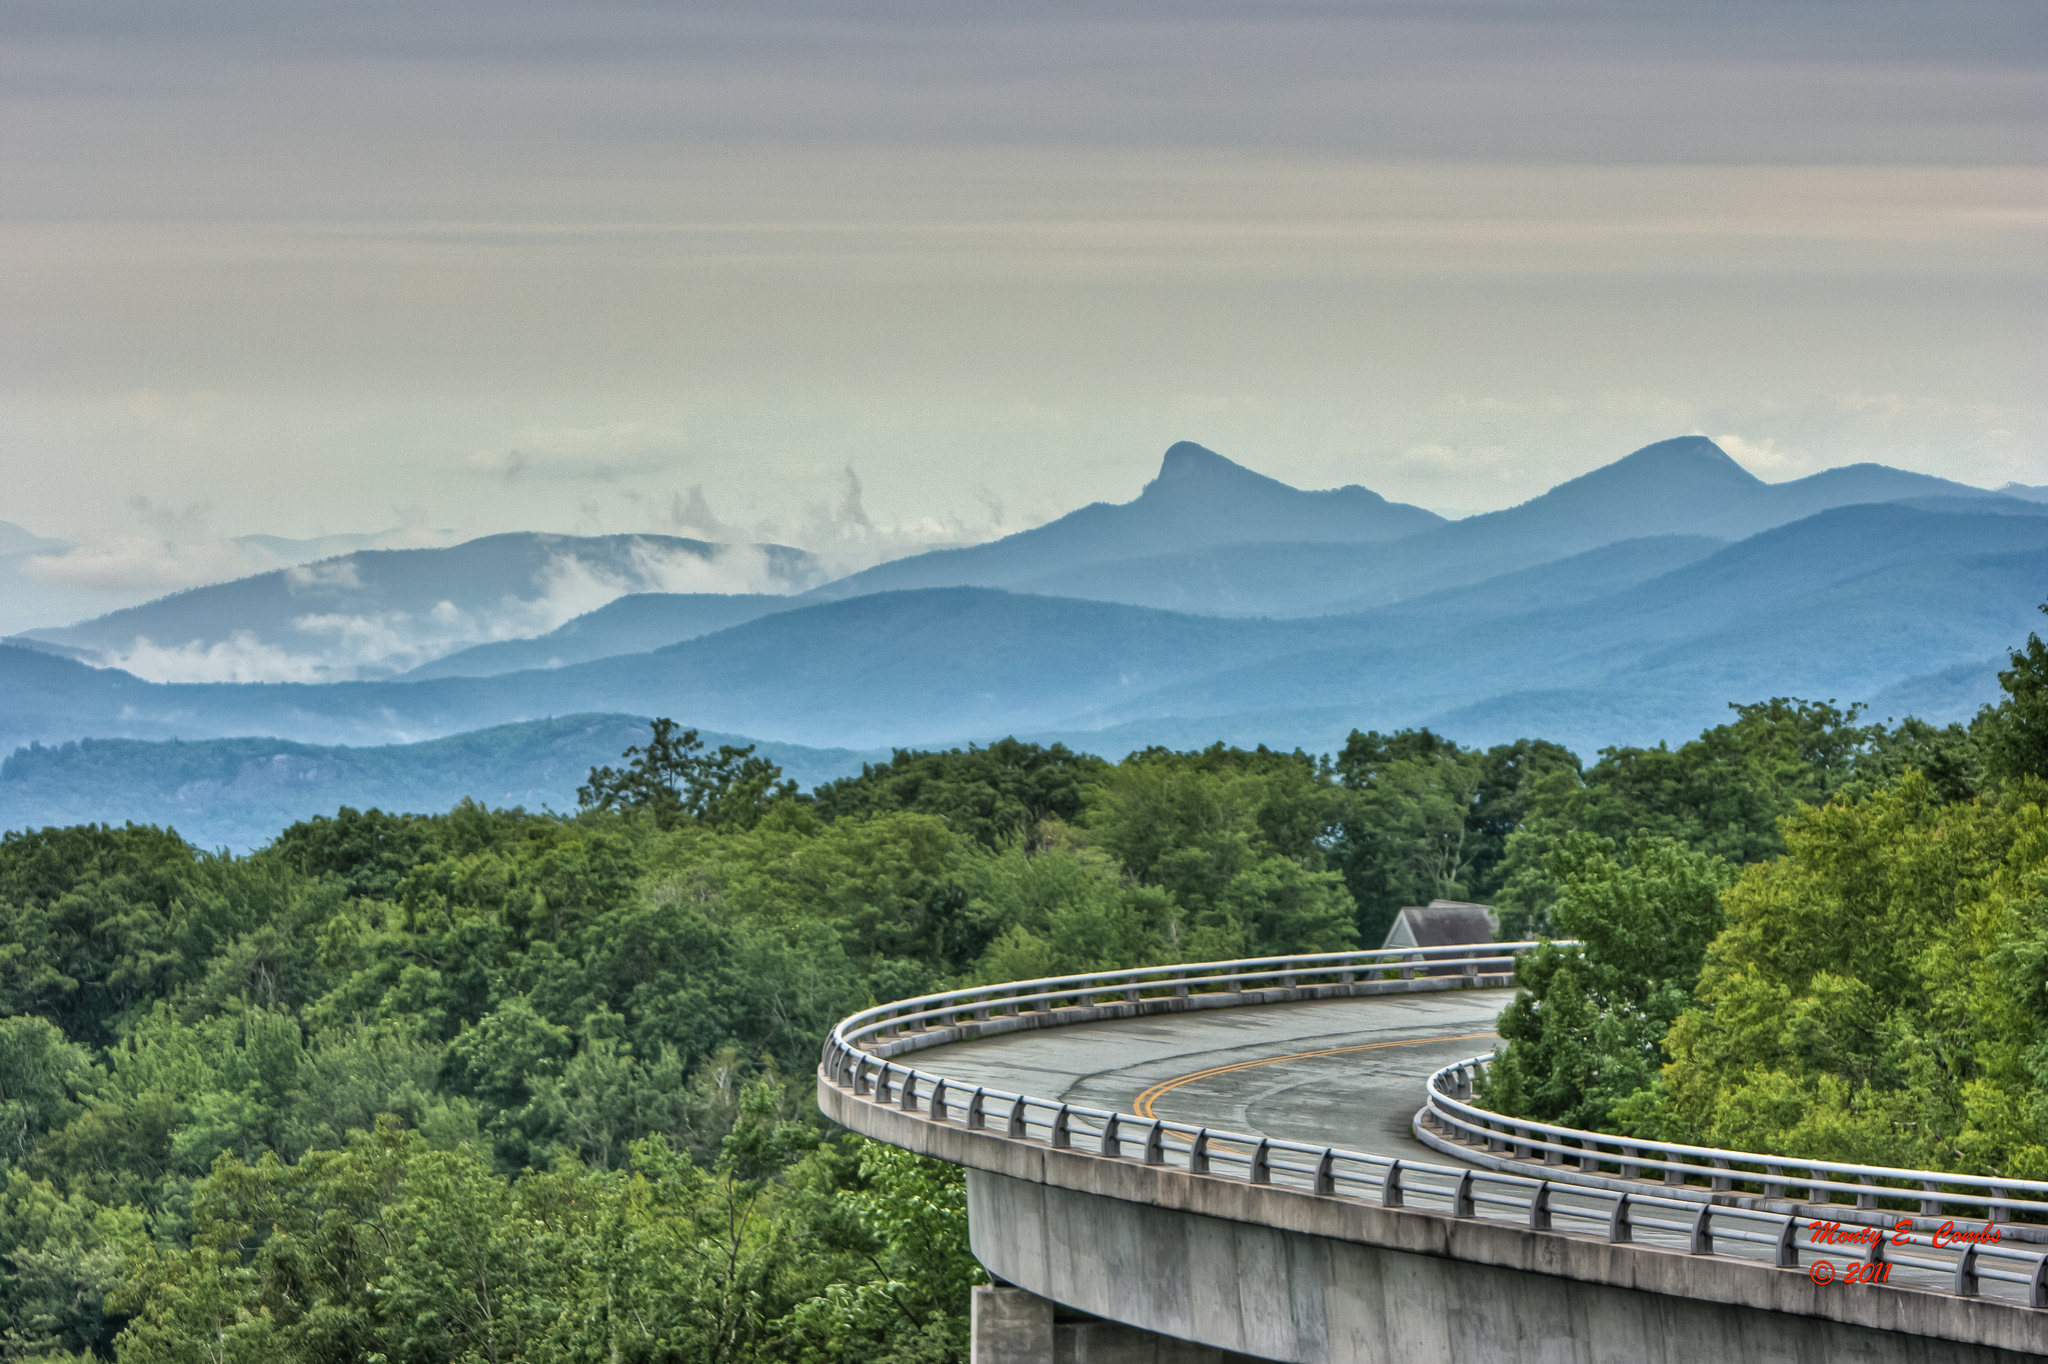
[4,0,2044,596]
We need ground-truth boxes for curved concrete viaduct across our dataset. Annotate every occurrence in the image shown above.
[819,952,2048,1364]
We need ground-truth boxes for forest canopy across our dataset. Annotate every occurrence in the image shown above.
[0,605,2041,1361]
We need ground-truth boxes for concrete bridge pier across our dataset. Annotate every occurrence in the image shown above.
[973,1283,1265,1364]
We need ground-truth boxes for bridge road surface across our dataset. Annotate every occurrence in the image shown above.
[904,988,1514,1167]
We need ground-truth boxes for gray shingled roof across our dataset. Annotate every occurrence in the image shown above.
[1380,900,1498,951]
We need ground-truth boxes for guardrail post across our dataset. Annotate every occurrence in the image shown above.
[2029,1252,2048,1309]
[929,1079,948,1121]
[1123,982,1141,1004]
[1607,1193,1632,1243]
[1189,1129,1211,1175]
[1687,1204,1713,1255]
[1280,960,1297,990]
[1451,1169,1474,1218]
[1920,1179,1941,1217]
[1314,1148,1336,1195]
[1050,1106,1072,1149]
[1856,1173,1876,1209]
[1250,1139,1272,1185]
[1381,1160,1403,1208]
[1528,1181,1550,1230]
[1712,1158,1732,1193]
[1172,970,1189,999]
[1620,1143,1639,1180]
[966,1088,986,1130]
[1763,1163,1785,1200]
[1991,1186,2011,1224]
[1664,1153,1683,1186]
[1100,1113,1122,1158]
[1143,1121,1166,1166]
[1774,1216,1800,1268]
[1007,1097,1028,1139]
[852,1058,871,1095]
[1953,1241,1980,1297]
[899,1072,919,1112]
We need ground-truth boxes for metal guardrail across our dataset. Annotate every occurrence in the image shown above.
[821,943,2048,1311]
[1422,1054,2048,1238]
[828,943,1532,1043]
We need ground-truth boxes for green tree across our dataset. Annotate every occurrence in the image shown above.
[812,740,1108,851]
[1333,731,1578,946]
[1085,748,1355,959]
[1491,699,1881,938]
[1644,773,2048,1175]
[580,720,798,831]
[1977,602,2048,786]
[1480,835,1730,1130]
[957,830,1177,981]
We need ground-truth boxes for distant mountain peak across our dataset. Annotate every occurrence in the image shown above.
[1143,441,1294,498]
[1527,436,1764,515]
[1609,435,1759,483]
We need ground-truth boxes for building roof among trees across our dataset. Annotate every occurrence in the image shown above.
[1381,900,1498,950]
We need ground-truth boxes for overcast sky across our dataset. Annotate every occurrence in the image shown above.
[3,0,2044,593]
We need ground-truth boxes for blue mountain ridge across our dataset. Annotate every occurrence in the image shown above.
[1009,438,1999,617]
[1,500,2038,764]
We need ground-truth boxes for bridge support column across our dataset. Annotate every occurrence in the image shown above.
[973,1284,1262,1364]
[972,1285,1055,1364]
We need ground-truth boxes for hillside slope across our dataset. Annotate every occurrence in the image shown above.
[404,592,793,679]
[12,533,822,682]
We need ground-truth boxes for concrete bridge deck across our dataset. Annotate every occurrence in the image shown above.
[910,988,1512,1168]
[826,975,2048,1363]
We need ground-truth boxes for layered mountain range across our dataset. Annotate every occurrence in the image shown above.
[9,533,824,682]
[3,435,2041,846]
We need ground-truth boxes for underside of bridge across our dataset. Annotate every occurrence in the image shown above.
[966,1167,2039,1364]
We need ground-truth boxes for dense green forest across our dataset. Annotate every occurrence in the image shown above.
[0,611,2037,1360]
[1482,608,2048,1183]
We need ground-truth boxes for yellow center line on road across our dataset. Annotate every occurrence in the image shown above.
[1131,1031,1499,1120]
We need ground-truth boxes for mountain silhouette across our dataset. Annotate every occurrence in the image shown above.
[4,500,2038,763]
[799,441,1444,601]
[1012,437,1999,616]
